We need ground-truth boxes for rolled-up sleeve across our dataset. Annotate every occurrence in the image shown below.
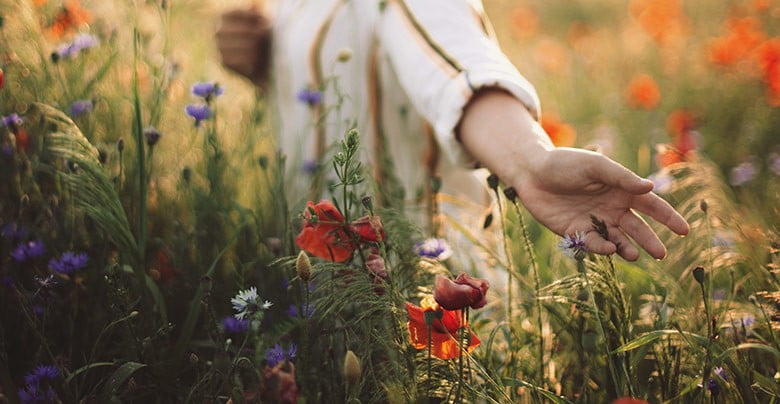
[378,0,541,166]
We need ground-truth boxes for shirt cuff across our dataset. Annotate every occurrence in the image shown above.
[433,69,541,167]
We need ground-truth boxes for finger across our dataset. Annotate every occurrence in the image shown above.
[583,231,617,256]
[607,226,640,261]
[221,8,263,24]
[586,154,654,195]
[632,193,690,236]
[619,210,666,259]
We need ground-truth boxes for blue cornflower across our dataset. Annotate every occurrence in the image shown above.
[55,34,99,60]
[2,113,23,132]
[413,238,453,260]
[0,222,28,242]
[144,126,162,147]
[302,159,318,175]
[296,88,322,107]
[11,240,46,262]
[185,104,211,128]
[729,160,758,187]
[713,367,727,381]
[231,287,271,320]
[70,100,93,117]
[221,316,250,334]
[265,343,297,367]
[18,384,57,404]
[24,365,60,385]
[48,251,89,275]
[287,303,314,318]
[191,82,224,100]
[707,378,720,396]
[558,232,587,258]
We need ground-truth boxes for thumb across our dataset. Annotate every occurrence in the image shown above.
[588,154,654,194]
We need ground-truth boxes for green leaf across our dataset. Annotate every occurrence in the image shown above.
[714,343,780,363]
[99,362,146,402]
[64,362,114,385]
[615,329,707,353]
[502,378,572,404]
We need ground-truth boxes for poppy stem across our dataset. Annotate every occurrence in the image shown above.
[455,308,467,403]
[427,324,432,398]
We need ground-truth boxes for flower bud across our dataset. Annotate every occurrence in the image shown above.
[503,187,518,202]
[117,138,125,152]
[295,250,312,282]
[482,213,493,229]
[144,126,161,147]
[486,173,499,191]
[343,350,361,385]
[189,353,199,364]
[699,199,708,213]
[692,266,705,284]
[337,48,353,62]
[361,195,373,212]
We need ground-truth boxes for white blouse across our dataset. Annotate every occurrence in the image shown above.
[271,0,540,229]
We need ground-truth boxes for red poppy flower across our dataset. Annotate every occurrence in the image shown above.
[433,273,489,310]
[540,113,576,147]
[295,200,355,262]
[406,295,480,360]
[15,129,29,153]
[46,0,92,40]
[612,398,649,404]
[349,215,384,243]
[625,74,661,110]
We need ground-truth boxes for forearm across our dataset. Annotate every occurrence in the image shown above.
[457,89,553,187]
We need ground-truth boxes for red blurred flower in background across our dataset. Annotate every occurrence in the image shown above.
[406,295,480,360]
[755,39,780,106]
[625,73,661,110]
[46,0,92,40]
[630,0,688,45]
[540,113,576,147]
[433,273,489,311]
[657,110,697,167]
[708,17,765,67]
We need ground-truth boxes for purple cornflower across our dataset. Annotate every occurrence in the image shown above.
[191,82,224,100]
[2,113,23,132]
[11,240,46,262]
[221,316,250,334]
[0,223,28,241]
[713,367,727,381]
[33,305,45,317]
[648,172,673,194]
[55,34,99,60]
[707,378,720,396]
[71,34,100,52]
[18,384,57,404]
[558,232,587,258]
[265,343,297,367]
[296,88,322,107]
[70,100,93,117]
[287,303,314,318]
[185,104,211,128]
[729,160,758,186]
[48,251,89,275]
[769,152,780,176]
[302,159,318,175]
[413,238,453,260]
[144,126,162,147]
[24,364,60,385]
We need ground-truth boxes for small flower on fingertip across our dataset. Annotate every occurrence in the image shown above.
[558,231,587,258]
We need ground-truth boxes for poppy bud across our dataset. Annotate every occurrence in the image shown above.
[700,199,708,213]
[295,250,311,282]
[503,187,518,202]
[692,266,705,284]
[350,215,384,243]
[433,273,489,310]
[482,212,493,229]
[117,138,125,152]
[486,173,499,191]
[343,350,361,386]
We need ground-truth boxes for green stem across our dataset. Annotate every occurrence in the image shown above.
[579,258,622,398]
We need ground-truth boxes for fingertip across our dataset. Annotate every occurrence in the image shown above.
[629,178,655,194]
[584,232,617,255]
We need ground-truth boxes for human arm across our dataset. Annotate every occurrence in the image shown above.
[458,89,690,261]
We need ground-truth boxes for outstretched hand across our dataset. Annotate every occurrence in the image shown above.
[458,89,689,261]
[512,147,689,261]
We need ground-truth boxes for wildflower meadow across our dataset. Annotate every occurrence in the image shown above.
[1,0,779,403]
